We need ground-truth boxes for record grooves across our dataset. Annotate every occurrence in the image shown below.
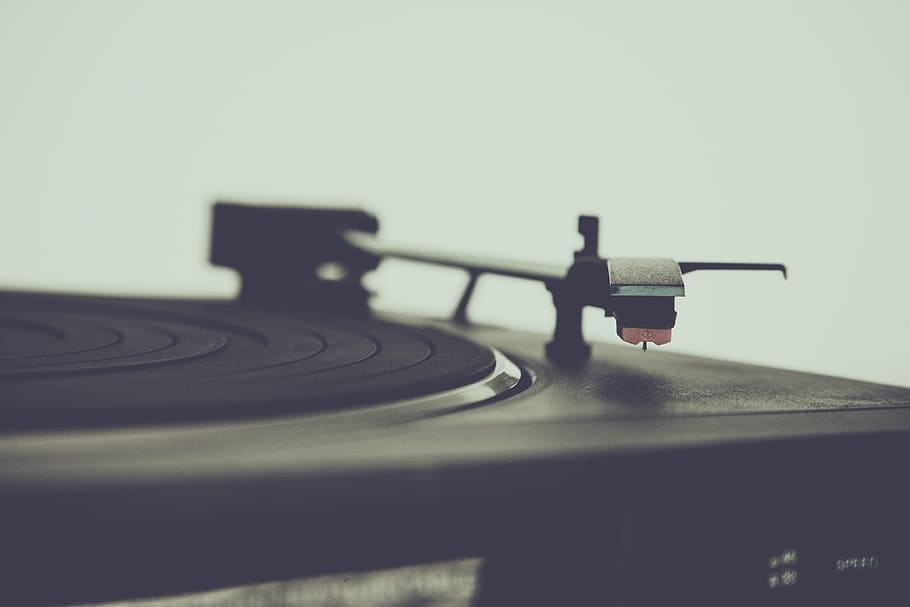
[0,291,510,431]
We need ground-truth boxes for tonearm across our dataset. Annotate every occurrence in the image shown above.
[210,202,786,365]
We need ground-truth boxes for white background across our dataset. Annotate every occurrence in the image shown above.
[1,1,908,387]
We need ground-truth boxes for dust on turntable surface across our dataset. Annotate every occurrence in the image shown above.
[0,291,521,431]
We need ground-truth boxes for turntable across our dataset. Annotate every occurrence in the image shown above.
[2,203,909,606]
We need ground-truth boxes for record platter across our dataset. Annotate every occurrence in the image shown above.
[2,203,909,606]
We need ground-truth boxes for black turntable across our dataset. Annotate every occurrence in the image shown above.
[1,203,909,607]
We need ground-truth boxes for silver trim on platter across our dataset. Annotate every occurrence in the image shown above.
[303,348,525,428]
[370,348,523,417]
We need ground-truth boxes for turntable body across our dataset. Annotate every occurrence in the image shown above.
[2,204,909,606]
[2,291,909,606]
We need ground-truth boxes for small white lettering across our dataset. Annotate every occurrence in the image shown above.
[835,555,880,572]
[768,549,798,569]
[780,569,799,586]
